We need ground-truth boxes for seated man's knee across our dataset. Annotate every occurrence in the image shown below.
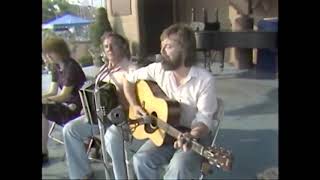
[62,121,74,137]
[104,125,123,153]
[133,152,151,168]
[132,153,142,168]
[165,154,202,179]
[167,157,195,172]
[62,117,82,137]
[104,125,121,142]
[170,160,186,170]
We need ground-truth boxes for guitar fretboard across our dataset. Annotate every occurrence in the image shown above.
[155,117,208,156]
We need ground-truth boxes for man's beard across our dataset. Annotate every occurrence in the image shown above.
[161,53,183,71]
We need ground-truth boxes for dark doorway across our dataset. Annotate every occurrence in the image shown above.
[141,0,173,56]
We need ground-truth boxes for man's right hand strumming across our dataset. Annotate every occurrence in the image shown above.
[131,105,147,117]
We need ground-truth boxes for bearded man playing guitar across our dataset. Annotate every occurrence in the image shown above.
[123,23,219,179]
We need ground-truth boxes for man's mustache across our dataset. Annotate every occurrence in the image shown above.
[156,54,169,62]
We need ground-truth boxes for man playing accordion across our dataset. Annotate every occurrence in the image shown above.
[63,32,137,179]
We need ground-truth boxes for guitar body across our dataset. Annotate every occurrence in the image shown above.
[128,80,180,146]
[128,80,233,171]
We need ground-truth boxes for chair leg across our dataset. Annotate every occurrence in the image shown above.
[220,49,225,72]
[50,137,64,144]
[87,137,106,164]
[204,51,212,72]
[86,138,95,155]
[203,51,207,69]
[48,122,56,137]
[48,122,64,145]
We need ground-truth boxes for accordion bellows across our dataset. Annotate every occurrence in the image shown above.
[79,81,119,124]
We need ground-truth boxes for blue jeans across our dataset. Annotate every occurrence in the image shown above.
[105,125,146,179]
[62,115,99,179]
[133,135,212,179]
[63,115,144,179]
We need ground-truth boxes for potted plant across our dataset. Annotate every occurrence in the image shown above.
[89,7,112,67]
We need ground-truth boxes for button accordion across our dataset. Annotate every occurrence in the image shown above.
[79,81,119,124]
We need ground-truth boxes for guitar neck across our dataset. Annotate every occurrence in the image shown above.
[156,118,208,156]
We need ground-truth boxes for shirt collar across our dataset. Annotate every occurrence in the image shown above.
[170,66,197,86]
[183,66,197,83]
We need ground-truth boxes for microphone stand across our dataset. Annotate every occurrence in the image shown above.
[107,106,134,179]
[94,78,113,179]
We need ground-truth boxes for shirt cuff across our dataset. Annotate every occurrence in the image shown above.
[192,113,216,133]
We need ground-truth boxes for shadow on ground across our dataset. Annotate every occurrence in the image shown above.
[206,129,278,179]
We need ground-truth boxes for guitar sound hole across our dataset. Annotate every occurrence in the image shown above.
[145,112,158,133]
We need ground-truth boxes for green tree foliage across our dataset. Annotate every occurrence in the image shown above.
[78,53,94,67]
[42,0,78,23]
[42,29,58,43]
[89,7,112,48]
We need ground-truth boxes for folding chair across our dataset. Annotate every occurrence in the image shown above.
[86,134,105,163]
[48,122,65,145]
[199,97,224,179]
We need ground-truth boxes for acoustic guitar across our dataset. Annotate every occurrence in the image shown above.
[128,80,233,171]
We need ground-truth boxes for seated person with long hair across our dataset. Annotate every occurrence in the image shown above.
[42,37,86,165]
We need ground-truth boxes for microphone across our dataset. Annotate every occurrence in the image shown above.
[107,106,131,142]
[107,106,126,125]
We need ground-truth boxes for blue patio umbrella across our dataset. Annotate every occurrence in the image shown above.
[42,12,94,31]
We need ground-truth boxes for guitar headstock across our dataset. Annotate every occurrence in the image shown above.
[205,146,233,171]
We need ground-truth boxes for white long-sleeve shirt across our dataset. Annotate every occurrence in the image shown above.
[126,62,218,132]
